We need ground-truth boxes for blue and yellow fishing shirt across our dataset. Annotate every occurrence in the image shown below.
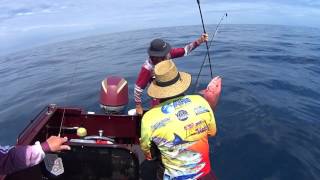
[140,95,216,179]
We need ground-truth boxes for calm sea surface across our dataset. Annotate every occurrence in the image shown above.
[0,25,320,179]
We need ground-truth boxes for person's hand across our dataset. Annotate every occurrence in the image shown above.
[198,33,209,44]
[136,104,144,116]
[45,136,71,152]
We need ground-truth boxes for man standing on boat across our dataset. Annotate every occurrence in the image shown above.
[0,136,70,175]
[135,33,208,115]
[140,60,220,179]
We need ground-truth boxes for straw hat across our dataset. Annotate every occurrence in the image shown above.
[147,60,191,99]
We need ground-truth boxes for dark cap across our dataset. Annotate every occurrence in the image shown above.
[148,39,171,57]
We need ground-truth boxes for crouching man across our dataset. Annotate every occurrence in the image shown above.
[140,60,221,179]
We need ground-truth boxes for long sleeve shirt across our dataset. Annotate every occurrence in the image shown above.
[0,142,45,175]
[134,39,202,105]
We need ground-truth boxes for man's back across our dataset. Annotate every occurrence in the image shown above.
[140,95,216,179]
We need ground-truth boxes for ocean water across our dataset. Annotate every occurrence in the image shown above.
[0,24,320,179]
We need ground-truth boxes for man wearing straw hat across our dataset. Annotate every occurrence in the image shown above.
[140,59,219,180]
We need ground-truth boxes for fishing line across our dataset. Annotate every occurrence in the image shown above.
[58,60,80,137]
[193,12,227,93]
[196,0,213,78]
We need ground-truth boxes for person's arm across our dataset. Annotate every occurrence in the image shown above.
[207,108,217,137]
[140,115,153,160]
[0,136,70,175]
[0,143,44,175]
[170,33,208,58]
[202,98,217,137]
[135,61,153,115]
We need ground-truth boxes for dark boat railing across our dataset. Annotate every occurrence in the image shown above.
[17,105,52,144]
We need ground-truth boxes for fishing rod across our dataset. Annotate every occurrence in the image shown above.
[193,12,227,93]
[58,62,80,137]
[196,0,213,78]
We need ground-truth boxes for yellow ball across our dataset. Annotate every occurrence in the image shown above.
[77,127,87,137]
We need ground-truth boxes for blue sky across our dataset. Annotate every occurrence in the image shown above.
[1,0,320,55]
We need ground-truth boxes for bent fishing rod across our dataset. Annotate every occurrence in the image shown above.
[194,12,227,92]
[196,0,213,78]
